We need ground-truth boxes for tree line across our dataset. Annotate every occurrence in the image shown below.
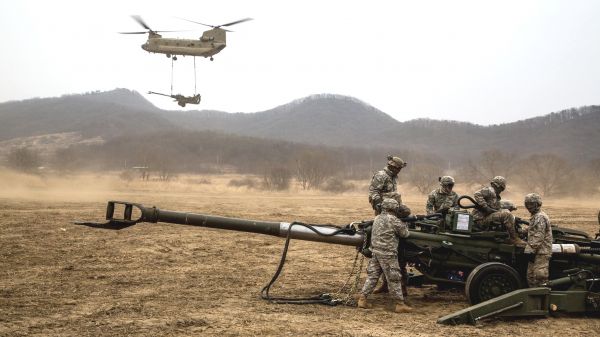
[1,130,599,196]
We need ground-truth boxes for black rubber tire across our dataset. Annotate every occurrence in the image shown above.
[465,262,523,305]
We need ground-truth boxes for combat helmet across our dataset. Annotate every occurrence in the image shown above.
[491,176,507,192]
[439,176,455,186]
[524,193,542,206]
[524,193,542,213]
[381,198,399,212]
[387,155,407,169]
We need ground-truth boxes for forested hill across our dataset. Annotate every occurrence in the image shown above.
[0,89,598,161]
[0,89,172,141]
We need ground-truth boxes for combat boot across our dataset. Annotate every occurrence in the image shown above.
[357,294,372,309]
[394,301,412,313]
[506,224,527,247]
[372,280,389,294]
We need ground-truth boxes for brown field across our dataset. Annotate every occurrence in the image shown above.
[1,171,600,336]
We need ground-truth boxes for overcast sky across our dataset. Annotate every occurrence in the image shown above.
[1,0,598,124]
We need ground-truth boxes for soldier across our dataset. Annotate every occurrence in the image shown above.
[368,155,407,215]
[523,193,553,287]
[358,198,412,313]
[426,176,459,215]
[367,156,407,294]
[472,176,526,246]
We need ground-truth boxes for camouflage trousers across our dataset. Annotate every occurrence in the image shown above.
[527,254,551,287]
[479,210,518,240]
[360,253,404,300]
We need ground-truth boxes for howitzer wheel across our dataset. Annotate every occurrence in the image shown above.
[465,262,523,305]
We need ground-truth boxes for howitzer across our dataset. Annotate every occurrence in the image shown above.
[148,91,201,107]
[77,199,600,321]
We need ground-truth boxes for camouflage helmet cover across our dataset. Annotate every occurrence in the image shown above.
[387,155,407,169]
[491,176,507,190]
[524,193,542,206]
[439,176,455,186]
[381,198,399,211]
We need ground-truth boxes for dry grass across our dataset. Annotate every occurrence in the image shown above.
[1,170,600,336]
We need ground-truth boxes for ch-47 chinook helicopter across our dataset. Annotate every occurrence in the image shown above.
[120,15,252,61]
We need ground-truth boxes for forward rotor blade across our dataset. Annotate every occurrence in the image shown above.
[154,30,190,33]
[119,30,189,34]
[131,15,152,31]
[219,17,253,27]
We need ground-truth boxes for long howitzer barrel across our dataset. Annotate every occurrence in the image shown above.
[83,201,366,247]
[78,201,600,257]
[148,91,172,98]
[78,201,445,249]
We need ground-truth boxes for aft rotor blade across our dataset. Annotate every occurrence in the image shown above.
[119,31,148,34]
[176,17,216,28]
[219,17,253,27]
[131,15,152,31]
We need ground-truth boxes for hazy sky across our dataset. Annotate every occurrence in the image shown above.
[1,0,599,124]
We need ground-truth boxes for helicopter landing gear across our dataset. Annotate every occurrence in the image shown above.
[210,57,214,61]
[166,54,171,58]
[172,56,178,61]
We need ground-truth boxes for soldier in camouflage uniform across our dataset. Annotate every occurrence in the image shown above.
[368,155,407,215]
[367,156,407,294]
[358,198,412,313]
[524,193,553,287]
[472,176,526,246]
[426,176,459,215]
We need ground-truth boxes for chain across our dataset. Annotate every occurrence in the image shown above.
[331,249,365,306]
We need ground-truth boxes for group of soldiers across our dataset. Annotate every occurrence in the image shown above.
[358,155,553,313]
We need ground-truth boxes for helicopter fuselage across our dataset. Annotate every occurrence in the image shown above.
[142,37,225,57]
[141,28,227,58]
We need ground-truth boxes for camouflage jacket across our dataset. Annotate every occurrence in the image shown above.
[426,188,458,215]
[525,210,553,255]
[371,211,409,256]
[368,168,397,208]
[472,186,501,221]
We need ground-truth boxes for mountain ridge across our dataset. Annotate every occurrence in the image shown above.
[0,89,598,162]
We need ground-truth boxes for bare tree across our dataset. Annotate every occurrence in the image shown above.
[405,162,442,194]
[295,151,334,190]
[465,149,517,186]
[517,154,572,196]
[262,166,292,190]
[155,161,174,182]
[6,147,41,172]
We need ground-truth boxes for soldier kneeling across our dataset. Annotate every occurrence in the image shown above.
[358,198,411,313]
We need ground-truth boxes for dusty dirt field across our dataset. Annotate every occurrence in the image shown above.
[1,172,600,336]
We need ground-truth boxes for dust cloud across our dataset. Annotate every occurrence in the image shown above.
[0,168,119,202]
